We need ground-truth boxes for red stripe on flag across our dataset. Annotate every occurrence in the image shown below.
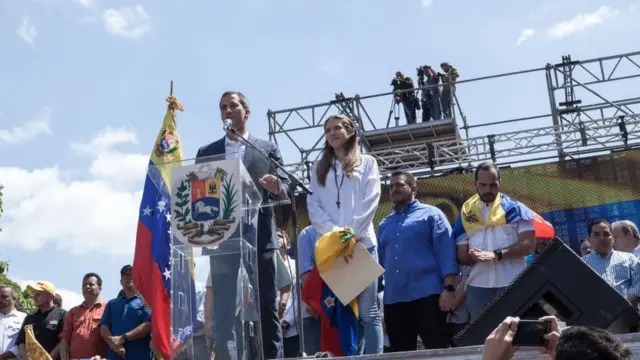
[533,214,555,239]
[301,268,344,356]
[133,221,171,359]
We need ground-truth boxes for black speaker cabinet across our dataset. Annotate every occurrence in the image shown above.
[453,238,640,347]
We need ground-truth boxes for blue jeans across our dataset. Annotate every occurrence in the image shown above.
[358,247,384,354]
[466,285,506,320]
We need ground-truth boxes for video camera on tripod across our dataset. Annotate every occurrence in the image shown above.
[417,65,432,86]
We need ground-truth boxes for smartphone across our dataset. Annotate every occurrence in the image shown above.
[512,319,551,347]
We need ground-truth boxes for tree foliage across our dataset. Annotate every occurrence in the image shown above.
[0,261,35,313]
[0,183,3,231]
[0,185,35,313]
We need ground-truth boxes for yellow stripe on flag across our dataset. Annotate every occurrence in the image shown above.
[149,95,185,195]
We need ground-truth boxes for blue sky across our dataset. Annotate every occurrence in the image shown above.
[0,0,638,308]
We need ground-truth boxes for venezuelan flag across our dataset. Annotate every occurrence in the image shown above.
[301,228,359,357]
[452,192,555,242]
[132,92,197,359]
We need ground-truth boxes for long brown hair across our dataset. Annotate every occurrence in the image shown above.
[316,115,361,187]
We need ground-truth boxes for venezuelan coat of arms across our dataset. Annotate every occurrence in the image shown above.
[171,161,242,247]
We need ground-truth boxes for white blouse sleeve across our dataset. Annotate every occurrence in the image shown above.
[349,156,381,237]
[307,163,339,234]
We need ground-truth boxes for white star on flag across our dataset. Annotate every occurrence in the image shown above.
[163,268,171,280]
[165,213,171,222]
[157,200,167,212]
[324,296,335,308]
[142,206,152,216]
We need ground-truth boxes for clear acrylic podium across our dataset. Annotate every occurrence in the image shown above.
[153,153,269,360]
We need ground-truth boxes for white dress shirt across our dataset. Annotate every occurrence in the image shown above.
[456,203,534,288]
[0,309,27,359]
[281,258,310,338]
[224,132,248,159]
[307,154,381,249]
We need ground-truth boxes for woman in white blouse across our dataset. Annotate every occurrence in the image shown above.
[306,114,383,354]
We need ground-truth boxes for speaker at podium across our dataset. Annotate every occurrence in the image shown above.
[454,238,640,347]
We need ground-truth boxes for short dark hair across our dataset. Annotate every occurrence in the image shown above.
[556,326,632,360]
[588,218,611,236]
[391,170,416,187]
[53,293,62,307]
[474,161,500,181]
[0,285,17,300]
[220,91,250,109]
[83,272,103,288]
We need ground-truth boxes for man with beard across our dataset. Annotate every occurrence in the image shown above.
[196,91,289,360]
[452,162,536,319]
[16,281,67,359]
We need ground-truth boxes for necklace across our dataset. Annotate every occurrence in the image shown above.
[333,159,345,209]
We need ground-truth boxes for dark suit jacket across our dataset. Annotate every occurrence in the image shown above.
[195,134,290,251]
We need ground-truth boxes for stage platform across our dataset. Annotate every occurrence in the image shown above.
[291,332,640,359]
[361,118,461,149]
[360,119,469,174]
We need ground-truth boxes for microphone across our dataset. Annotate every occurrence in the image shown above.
[223,119,233,132]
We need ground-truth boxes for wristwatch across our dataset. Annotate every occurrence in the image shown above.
[122,334,129,343]
[279,302,287,310]
[444,284,456,292]
[494,249,503,261]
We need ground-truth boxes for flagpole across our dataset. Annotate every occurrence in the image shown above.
[168,79,174,360]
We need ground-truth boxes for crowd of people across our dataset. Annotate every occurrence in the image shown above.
[1,90,639,360]
[390,62,459,124]
[0,266,152,360]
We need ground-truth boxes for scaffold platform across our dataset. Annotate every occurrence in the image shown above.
[268,50,640,185]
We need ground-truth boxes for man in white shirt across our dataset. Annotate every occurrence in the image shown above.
[612,220,640,257]
[0,285,27,360]
[196,91,290,360]
[453,162,535,319]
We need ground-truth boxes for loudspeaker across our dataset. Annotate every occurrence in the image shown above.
[453,238,640,347]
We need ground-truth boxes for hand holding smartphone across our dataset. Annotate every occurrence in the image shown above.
[511,319,552,347]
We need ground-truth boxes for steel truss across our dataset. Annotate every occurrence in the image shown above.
[268,51,640,185]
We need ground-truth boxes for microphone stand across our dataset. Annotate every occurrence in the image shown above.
[226,128,311,358]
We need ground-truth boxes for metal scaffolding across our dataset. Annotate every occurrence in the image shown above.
[268,51,640,185]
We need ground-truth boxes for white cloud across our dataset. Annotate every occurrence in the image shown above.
[14,279,84,311]
[71,127,139,155]
[0,127,148,257]
[16,17,37,45]
[73,0,94,8]
[631,5,637,12]
[548,6,619,39]
[421,0,434,8]
[0,107,52,144]
[516,28,536,46]
[102,5,151,39]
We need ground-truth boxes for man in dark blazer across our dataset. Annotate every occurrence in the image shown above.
[196,91,290,360]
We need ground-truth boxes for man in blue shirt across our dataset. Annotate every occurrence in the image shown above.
[377,170,458,352]
[100,265,152,360]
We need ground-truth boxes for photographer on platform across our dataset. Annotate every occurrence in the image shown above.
[417,65,442,122]
[391,71,419,125]
[440,62,459,119]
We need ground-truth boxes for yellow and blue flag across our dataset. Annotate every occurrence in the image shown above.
[132,94,197,359]
[302,228,359,356]
[452,192,555,242]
